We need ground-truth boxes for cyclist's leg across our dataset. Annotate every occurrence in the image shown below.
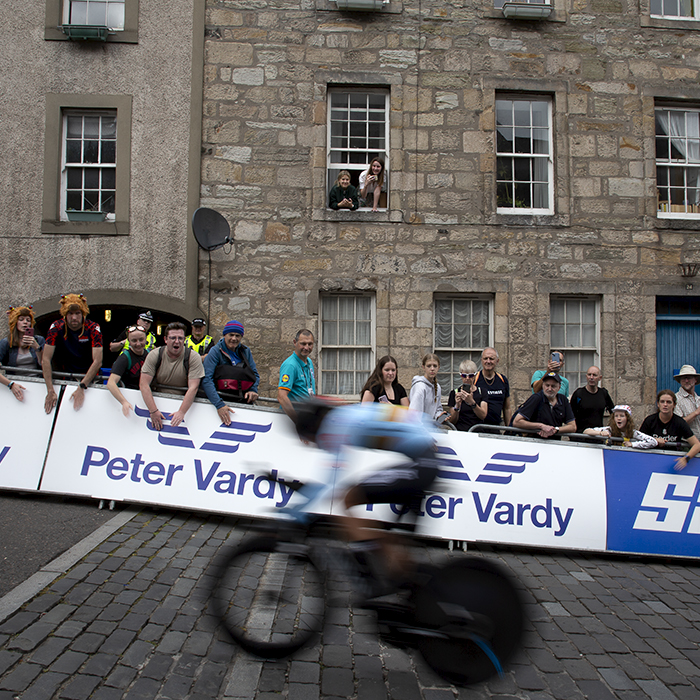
[342,453,438,580]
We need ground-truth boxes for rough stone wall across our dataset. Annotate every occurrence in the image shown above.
[201,0,700,413]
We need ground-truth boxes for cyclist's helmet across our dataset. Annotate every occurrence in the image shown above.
[293,397,334,442]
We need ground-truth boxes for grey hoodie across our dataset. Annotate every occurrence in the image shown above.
[409,375,443,420]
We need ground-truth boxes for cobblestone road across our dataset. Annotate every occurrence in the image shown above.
[1,507,699,699]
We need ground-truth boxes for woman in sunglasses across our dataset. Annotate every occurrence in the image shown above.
[447,359,488,431]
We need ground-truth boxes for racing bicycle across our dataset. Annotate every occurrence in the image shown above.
[210,475,525,686]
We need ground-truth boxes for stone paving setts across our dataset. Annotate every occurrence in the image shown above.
[0,509,700,699]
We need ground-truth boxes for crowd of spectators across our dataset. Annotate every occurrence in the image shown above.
[1,295,699,468]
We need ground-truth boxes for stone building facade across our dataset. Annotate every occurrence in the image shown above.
[200,0,700,412]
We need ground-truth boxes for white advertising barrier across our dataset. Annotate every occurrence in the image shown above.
[0,379,56,491]
[41,387,328,518]
[36,385,608,551]
[362,431,607,550]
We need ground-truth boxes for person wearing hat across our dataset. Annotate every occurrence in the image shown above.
[583,405,658,449]
[512,371,576,439]
[202,320,260,424]
[0,305,45,402]
[109,310,157,354]
[42,293,103,413]
[674,365,700,439]
[186,318,213,356]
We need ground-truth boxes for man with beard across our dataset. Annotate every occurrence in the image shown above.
[42,293,102,413]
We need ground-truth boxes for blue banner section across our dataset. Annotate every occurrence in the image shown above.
[605,449,700,557]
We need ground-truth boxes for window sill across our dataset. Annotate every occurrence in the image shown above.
[485,7,566,22]
[45,25,138,43]
[641,15,700,29]
[313,208,401,222]
[491,212,569,227]
[41,219,130,235]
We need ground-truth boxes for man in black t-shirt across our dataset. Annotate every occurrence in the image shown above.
[474,347,512,426]
[640,389,700,471]
[570,366,614,433]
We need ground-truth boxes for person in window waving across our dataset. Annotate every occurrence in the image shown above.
[329,170,359,210]
[359,158,386,211]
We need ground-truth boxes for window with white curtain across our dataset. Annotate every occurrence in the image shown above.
[656,107,700,218]
[434,297,492,398]
[320,295,374,396]
[496,96,553,215]
[550,297,599,391]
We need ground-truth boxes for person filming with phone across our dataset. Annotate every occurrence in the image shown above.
[531,350,569,398]
[447,360,488,431]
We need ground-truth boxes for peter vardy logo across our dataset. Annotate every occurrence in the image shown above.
[437,447,539,483]
[634,473,700,534]
[133,405,272,453]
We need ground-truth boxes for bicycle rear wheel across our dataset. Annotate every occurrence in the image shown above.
[412,557,524,686]
[212,536,326,658]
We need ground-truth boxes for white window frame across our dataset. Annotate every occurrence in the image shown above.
[60,110,117,222]
[327,88,389,210]
[319,294,375,396]
[62,0,125,29]
[433,296,493,399]
[496,96,554,215]
[650,0,698,19]
[656,106,700,219]
[550,297,600,391]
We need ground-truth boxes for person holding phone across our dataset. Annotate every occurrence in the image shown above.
[0,306,45,402]
[531,350,569,397]
[447,359,488,431]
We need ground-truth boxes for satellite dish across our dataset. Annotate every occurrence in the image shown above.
[192,207,232,251]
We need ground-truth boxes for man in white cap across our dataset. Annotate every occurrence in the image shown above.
[674,365,700,439]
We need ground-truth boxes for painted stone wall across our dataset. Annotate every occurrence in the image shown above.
[0,0,200,330]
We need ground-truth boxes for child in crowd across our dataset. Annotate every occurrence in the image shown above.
[584,404,658,449]
[409,353,447,423]
[359,158,386,211]
[329,170,359,210]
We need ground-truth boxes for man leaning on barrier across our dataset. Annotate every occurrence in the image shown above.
[202,319,260,425]
[139,321,205,430]
[513,372,576,439]
[42,293,103,414]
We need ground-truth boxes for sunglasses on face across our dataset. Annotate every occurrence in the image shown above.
[460,372,476,379]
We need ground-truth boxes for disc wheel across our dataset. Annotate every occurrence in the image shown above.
[412,557,524,686]
[212,536,326,658]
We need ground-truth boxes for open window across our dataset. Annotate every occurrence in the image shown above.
[327,89,389,211]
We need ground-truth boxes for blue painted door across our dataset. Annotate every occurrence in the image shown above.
[656,297,700,393]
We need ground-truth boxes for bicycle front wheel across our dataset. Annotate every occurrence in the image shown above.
[212,536,326,658]
[412,557,524,686]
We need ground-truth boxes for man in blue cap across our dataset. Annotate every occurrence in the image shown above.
[202,320,260,424]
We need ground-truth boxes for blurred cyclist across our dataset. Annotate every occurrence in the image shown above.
[293,399,440,586]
